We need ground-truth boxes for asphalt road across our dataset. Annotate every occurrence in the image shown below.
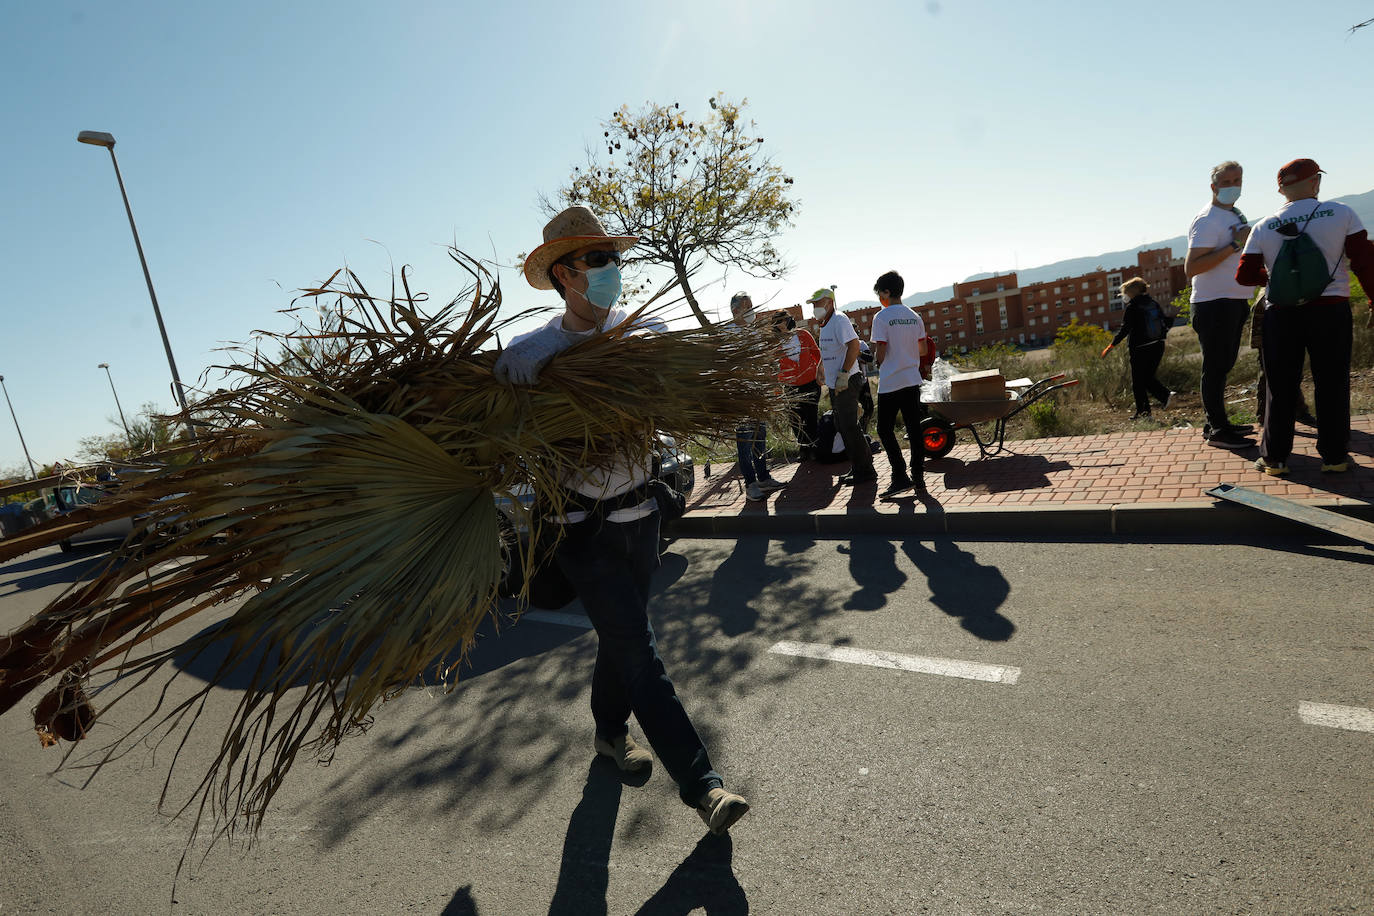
[1,535,1370,915]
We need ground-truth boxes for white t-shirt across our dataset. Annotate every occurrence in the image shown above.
[817,310,860,389]
[1241,198,1365,300]
[1188,203,1251,302]
[509,307,654,523]
[870,303,927,394]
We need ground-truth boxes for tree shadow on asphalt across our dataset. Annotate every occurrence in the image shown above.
[900,537,1015,641]
[0,548,111,594]
[301,541,850,851]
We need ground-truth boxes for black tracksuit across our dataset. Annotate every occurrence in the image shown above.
[1111,295,1171,414]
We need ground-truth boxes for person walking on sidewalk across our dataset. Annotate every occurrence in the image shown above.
[729,292,786,501]
[1100,277,1173,419]
[810,287,878,485]
[495,205,749,835]
[1184,160,1256,450]
[870,270,931,497]
[772,310,822,460]
[1236,158,1374,477]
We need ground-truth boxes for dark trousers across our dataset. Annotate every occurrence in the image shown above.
[831,374,875,477]
[1260,301,1351,464]
[786,380,821,450]
[877,385,925,485]
[857,376,874,433]
[554,511,721,807]
[1128,343,1171,414]
[734,421,768,484]
[1191,297,1250,432]
[1256,348,1312,422]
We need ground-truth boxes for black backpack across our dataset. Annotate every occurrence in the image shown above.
[1139,298,1167,342]
[1268,202,1339,307]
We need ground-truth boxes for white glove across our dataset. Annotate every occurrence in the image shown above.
[494,325,581,385]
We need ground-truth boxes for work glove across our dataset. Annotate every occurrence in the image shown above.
[493,324,581,385]
[1100,344,1114,358]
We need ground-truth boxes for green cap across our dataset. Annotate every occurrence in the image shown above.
[806,288,834,303]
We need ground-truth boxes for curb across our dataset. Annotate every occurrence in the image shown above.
[666,498,1374,541]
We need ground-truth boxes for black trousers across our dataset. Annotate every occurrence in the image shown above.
[786,380,821,449]
[1260,301,1351,464]
[1128,343,1170,414]
[877,385,925,485]
[1191,297,1250,432]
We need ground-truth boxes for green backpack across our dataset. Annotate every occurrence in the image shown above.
[1267,202,1339,307]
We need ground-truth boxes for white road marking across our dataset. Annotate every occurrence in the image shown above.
[1298,701,1374,733]
[768,640,1021,684]
[521,610,594,629]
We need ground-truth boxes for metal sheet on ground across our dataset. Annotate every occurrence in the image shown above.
[1206,483,1374,546]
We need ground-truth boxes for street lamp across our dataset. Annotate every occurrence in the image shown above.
[77,130,196,443]
[97,362,134,448]
[0,375,39,479]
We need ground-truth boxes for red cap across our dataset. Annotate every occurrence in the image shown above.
[1277,158,1324,185]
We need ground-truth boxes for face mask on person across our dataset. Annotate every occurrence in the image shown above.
[573,263,622,312]
[812,305,829,322]
[1216,186,1242,206]
[738,309,756,325]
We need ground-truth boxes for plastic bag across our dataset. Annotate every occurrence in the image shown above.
[922,357,954,402]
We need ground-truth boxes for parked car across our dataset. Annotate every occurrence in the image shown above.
[495,433,694,596]
[53,485,134,552]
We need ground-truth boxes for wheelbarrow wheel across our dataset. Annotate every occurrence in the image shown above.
[920,418,956,458]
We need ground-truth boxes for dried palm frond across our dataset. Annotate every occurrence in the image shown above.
[0,248,788,846]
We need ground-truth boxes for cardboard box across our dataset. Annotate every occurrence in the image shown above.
[949,369,1007,402]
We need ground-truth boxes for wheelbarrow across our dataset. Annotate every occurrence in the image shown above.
[918,373,1081,460]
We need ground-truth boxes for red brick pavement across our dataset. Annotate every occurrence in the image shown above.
[684,415,1374,521]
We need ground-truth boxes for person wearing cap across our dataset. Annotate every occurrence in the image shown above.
[728,292,787,501]
[495,205,750,836]
[1237,159,1374,477]
[809,287,877,485]
[1184,160,1256,450]
[870,270,931,497]
[771,310,822,459]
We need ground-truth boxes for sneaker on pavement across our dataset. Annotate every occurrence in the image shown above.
[1207,429,1255,450]
[758,475,788,491]
[594,733,653,772]
[1254,457,1290,477]
[1320,457,1350,473]
[1225,423,1255,435]
[697,787,750,835]
[881,475,913,497]
[744,482,766,501]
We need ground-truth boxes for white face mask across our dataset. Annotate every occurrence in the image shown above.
[1216,186,1242,206]
[811,305,828,322]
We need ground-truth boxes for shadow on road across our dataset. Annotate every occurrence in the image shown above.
[634,833,748,915]
[937,454,1076,495]
[901,537,1015,641]
[0,548,110,594]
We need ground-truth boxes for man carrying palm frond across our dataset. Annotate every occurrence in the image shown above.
[497,206,750,835]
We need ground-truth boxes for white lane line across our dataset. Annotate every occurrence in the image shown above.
[769,640,1020,684]
[1298,701,1374,733]
[521,610,594,629]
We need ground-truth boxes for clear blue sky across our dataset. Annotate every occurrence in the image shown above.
[3,0,1372,473]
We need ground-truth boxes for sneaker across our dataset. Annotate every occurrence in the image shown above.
[757,475,788,492]
[1225,423,1255,435]
[744,482,766,501]
[1320,458,1350,473]
[1130,411,1152,420]
[697,787,750,835]
[1207,429,1255,450]
[881,475,913,497]
[839,472,879,486]
[594,733,653,772]
[1254,457,1289,477]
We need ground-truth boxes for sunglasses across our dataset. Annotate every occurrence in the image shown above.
[570,250,623,269]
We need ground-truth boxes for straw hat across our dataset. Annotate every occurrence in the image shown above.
[524,206,639,290]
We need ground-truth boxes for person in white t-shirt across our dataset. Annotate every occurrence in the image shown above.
[1237,158,1374,477]
[869,270,931,497]
[494,206,749,836]
[1184,160,1256,450]
[810,287,877,485]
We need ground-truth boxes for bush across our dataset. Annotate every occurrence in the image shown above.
[1024,399,1093,438]
[1171,287,1192,326]
[960,342,1027,380]
[1352,277,1373,370]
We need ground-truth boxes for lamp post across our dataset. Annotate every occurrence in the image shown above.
[97,362,134,448]
[77,130,196,443]
[0,375,39,479]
